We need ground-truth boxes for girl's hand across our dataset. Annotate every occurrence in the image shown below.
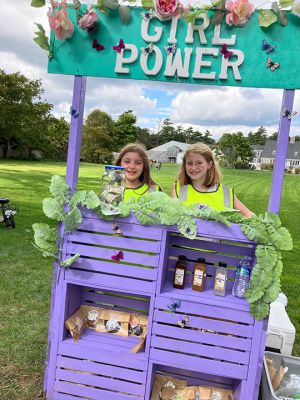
[234,195,254,218]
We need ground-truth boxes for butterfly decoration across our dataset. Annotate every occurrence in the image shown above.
[141,43,154,55]
[195,392,201,400]
[141,9,153,21]
[262,39,276,54]
[184,225,191,235]
[69,106,79,119]
[221,44,233,59]
[111,250,124,262]
[164,43,176,55]
[282,106,297,120]
[177,315,190,328]
[92,39,105,52]
[113,39,125,53]
[167,299,181,312]
[267,57,280,71]
[112,222,122,235]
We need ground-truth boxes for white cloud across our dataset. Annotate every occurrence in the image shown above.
[170,87,285,127]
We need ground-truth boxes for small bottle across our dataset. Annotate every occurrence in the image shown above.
[192,258,206,292]
[232,257,252,298]
[173,255,187,289]
[214,262,227,296]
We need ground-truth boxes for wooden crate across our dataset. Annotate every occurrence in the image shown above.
[45,217,266,400]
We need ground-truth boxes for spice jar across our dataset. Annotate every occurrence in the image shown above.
[192,258,206,292]
[214,262,227,296]
[100,165,125,205]
[173,255,187,289]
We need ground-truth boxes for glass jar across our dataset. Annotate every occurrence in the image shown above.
[100,165,125,205]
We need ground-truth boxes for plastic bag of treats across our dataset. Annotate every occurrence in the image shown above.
[150,374,187,400]
[65,306,88,342]
[96,309,130,336]
[188,386,212,400]
[129,313,149,353]
[211,387,234,400]
[161,386,195,399]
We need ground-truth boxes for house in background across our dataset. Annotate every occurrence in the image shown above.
[147,141,190,164]
[251,139,300,170]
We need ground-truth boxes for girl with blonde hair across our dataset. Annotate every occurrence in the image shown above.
[171,143,253,217]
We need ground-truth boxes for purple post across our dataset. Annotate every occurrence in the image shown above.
[66,75,87,193]
[44,75,86,397]
[268,89,295,213]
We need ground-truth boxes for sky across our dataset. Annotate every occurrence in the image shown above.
[1,1,300,140]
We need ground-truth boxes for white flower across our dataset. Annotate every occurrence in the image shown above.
[292,0,300,17]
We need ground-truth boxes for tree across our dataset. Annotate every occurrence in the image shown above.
[114,110,138,149]
[218,132,252,168]
[0,70,52,158]
[81,109,115,163]
[44,116,69,160]
[248,126,268,145]
[269,132,278,140]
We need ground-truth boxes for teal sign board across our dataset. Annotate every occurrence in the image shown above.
[48,7,300,89]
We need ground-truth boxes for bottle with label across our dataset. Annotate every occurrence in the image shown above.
[173,255,187,289]
[214,262,227,296]
[232,256,252,298]
[192,258,206,292]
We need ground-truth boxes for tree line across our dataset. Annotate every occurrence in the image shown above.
[1,70,299,167]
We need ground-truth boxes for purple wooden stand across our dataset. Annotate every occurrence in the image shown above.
[44,81,294,400]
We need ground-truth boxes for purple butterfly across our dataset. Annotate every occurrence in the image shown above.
[262,39,276,54]
[221,44,233,59]
[92,39,104,52]
[113,39,125,53]
[111,250,124,262]
[164,43,176,55]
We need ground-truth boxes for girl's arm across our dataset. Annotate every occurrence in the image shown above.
[171,183,177,198]
[234,194,255,218]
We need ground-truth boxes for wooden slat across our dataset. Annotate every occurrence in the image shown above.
[68,243,159,267]
[59,341,148,370]
[154,310,253,338]
[55,381,143,400]
[57,356,146,383]
[155,297,254,324]
[82,291,150,312]
[171,235,255,257]
[56,369,145,396]
[70,257,157,280]
[152,323,251,352]
[151,336,249,364]
[169,246,245,267]
[69,231,161,253]
[79,217,163,241]
[150,349,247,379]
[65,269,155,294]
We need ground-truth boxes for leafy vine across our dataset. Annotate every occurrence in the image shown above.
[33,175,293,320]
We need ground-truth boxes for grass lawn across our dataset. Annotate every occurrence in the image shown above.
[0,160,299,399]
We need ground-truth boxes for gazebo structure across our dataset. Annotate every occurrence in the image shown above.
[40,3,299,399]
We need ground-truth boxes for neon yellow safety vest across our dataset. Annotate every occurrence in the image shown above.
[176,182,234,211]
[123,183,159,203]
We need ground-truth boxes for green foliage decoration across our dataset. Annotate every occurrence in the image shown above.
[34,176,292,320]
[239,212,292,320]
[33,23,52,60]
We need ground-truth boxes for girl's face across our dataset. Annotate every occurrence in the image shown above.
[185,153,213,183]
[121,151,144,186]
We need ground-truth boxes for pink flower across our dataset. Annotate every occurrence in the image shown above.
[48,9,74,40]
[154,0,181,20]
[225,0,255,26]
[79,7,99,31]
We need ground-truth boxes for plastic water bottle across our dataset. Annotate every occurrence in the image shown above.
[232,257,252,298]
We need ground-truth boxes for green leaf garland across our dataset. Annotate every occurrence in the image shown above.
[33,175,293,320]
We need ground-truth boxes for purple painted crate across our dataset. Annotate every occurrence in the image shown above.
[65,212,164,295]
[47,282,154,399]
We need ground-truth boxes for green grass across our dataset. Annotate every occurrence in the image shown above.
[0,160,300,399]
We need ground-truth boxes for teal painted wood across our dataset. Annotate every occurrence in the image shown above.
[48,7,300,89]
